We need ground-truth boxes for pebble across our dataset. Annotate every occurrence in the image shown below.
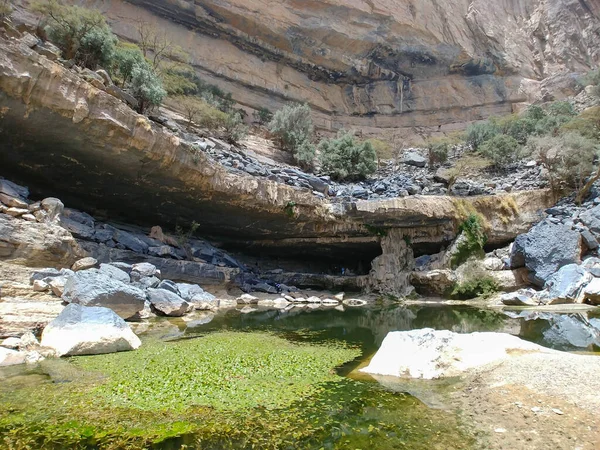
[552,408,564,415]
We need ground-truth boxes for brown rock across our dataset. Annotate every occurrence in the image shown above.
[71,257,98,272]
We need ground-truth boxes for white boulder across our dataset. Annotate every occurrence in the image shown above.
[41,304,141,356]
[361,328,552,379]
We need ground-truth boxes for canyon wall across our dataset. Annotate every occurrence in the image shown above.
[17,0,600,142]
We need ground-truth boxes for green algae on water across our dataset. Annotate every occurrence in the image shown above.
[0,331,475,449]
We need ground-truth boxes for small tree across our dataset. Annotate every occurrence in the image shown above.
[224,111,248,144]
[465,121,499,150]
[111,42,146,86]
[318,132,377,181]
[478,134,521,168]
[425,137,451,168]
[130,63,166,114]
[268,103,314,155]
[528,132,599,201]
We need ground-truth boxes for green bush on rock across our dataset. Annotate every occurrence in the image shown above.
[318,132,377,181]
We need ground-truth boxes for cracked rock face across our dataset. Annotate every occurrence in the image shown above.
[40,0,600,142]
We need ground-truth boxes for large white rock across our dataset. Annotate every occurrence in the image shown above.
[361,328,551,379]
[41,304,141,356]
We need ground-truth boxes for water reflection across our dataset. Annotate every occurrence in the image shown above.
[140,305,600,355]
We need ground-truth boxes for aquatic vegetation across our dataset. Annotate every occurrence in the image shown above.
[0,330,475,449]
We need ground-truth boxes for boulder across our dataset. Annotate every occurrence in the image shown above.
[105,85,138,109]
[583,278,600,305]
[0,178,28,199]
[582,257,600,277]
[402,151,427,168]
[132,276,161,290]
[146,288,191,317]
[411,269,456,296]
[360,328,551,379]
[544,264,593,304]
[157,280,180,295]
[131,262,157,277]
[0,347,26,366]
[579,205,600,235]
[98,263,130,284]
[500,290,538,306]
[237,293,259,304]
[41,304,141,356]
[114,231,148,254]
[32,279,49,292]
[48,276,69,297]
[0,192,28,208]
[40,197,64,222]
[71,257,98,271]
[62,270,146,319]
[518,311,600,351]
[510,220,582,286]
[30,268,61,283]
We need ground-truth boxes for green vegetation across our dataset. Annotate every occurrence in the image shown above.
[223,111,249,144]
[451,277,499,300]
[451,214,487,268]
[253,107,273,125]
[478,134,520,168]
[34,1,166,113]
[318,132,377,181]
[580,68,600,97]
[129,63,166,114]
[284,201,297,217]
[0,0,12,18]
[528,132,599,200]
[364,224,388,237]
[268,103,315,167]
[0,331,475,449]
[366,138,395,165]
[426,137,452,168]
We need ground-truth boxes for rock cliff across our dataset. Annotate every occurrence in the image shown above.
[0,34,555,293]
[17,0,599,142]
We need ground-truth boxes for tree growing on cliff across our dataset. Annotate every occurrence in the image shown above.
[318,132,377,181]
[268,103,315,166]
[130,63,166,114]
[34,1,116,69]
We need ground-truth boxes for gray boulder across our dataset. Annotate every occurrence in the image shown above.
[131,262,158,277]
[41,304,141,356]
[98,263,131,284]
[157,280,180,295]
[146,288,191,317]
[40,198,64,222]
[177,282,217,309]
[0,178,28,199]
[582,257,600,277]
[62,270,146,319]
[579,205,600,235]
[403,152,426,168]
[500,290,538,306]
[544,264,592,304]
[510,220,582,286]
[114,230,148,254]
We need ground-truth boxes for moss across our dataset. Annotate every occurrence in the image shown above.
[283,201,297,217]
[451,214,487,268]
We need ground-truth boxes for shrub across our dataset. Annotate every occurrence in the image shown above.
[451,277,499,300]
[495,115,536,144]
[175,96,228,130]
[478,134,521,168]
[560,106,600,140]
[580,69,600,97]
[130,63,166,113]
[224,111,249,144]
[35,1,115,69]
[426,138,450,168]
[441,155,492,189]
[318,132,377,181]
[295,139,316,167]
[465,121,499,150]
[367,138,395,164]
[0,0,13,18]
[253,107,273,125]
[269,103,314,156]
[528,132,599,197]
